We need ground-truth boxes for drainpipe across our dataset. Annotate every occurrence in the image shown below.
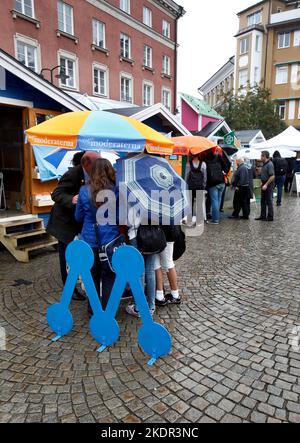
[263,0,272,88]
[174,6,185,115]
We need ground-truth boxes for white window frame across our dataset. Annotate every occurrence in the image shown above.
[247,10,262,26]
[14,33,41,73]
[276,66,288,85]
[143,45,152,68]
[162,20,170,38]
[162,87,171,111]
[14,0,35,18]
[120,0,130,14]
[92,19,106,48]
[57,1,74,35]
[278,102,286,120]
[278,32,290,49]
[238,69,248,88]
[240,38,249,55]
[143,7,152,28]
[120,33,131,59]
[143,81,154,107]
[120,72,133,103]
[294,30,300,47]
[93,63,109,97]
[58,49,78,90]
[162,55,171,75]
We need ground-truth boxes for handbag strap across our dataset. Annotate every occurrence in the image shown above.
[93,223,102,248]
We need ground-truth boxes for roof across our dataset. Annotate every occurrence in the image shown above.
[106,102,191,136]
[237,0,289,16]
[180,93,223,119]
[235,130,263,144]
[199,57,235,92]
[194,121,225,138]
[0,49,88,112]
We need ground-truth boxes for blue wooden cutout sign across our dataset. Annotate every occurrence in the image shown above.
[47,240,172,365]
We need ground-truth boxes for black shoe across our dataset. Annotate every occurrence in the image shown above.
[228,215,240,219]
[241,216,249,220]
[72,289,86,301]
[255,217,267,221]
[165,294,181,305]
[267,218,274,222]
[277,203,281,207]
[155,298,169,307]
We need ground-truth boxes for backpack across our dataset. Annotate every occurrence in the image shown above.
[207,160,224,186]
[137,225,167,255]
[274,158,288,176]
[187,161,205,190]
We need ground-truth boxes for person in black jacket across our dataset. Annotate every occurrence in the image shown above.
[47,151,100,300]
[206,147,230,225]
[273,151,288,206]
[229,157,251,220]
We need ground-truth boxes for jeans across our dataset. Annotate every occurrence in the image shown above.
[261,184,274,220]
[129,238,156,311]
[100,259,116,310]
[208,184,225,222]
[275,176,285,205]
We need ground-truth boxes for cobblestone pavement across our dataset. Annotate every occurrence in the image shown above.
[0,197,300,423]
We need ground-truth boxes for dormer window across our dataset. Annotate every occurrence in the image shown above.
[247,10,262,26]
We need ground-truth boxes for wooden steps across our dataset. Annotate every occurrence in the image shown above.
[0,216,57,263]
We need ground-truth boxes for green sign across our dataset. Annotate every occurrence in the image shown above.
[224,131,235,146]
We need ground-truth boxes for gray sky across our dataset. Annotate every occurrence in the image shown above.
[177,0,254,97]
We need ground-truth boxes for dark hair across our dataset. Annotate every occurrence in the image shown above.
[72,151,85,166]
[90,158,116,206]
[262,151,270,159]
[273,150,281,158]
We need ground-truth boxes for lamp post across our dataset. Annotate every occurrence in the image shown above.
[40,65,70,84]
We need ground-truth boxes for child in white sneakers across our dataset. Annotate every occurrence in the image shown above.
[154,227,181,307]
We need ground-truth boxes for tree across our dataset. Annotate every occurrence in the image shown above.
[218,86,287,139]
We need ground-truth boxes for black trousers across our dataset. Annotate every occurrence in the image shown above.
[90,248,115,311]
[261,185,274,220]
[58,241,69,285]
[232,187,250,218]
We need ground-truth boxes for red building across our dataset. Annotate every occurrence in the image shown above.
[0,0,184,113]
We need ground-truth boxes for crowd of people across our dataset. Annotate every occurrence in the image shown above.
[47,152,181,318]
[47,148,300,316]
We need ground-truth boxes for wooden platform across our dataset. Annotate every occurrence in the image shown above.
[0,215,57,263]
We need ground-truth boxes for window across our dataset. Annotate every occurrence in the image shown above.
[162,88,171,110]
[14,0,34,18]
[247,11,262,26]
[255,35,261,52]
[93,65,108,96]
[143,7,152,27]
[162,20,170,38]
[240,38,249,54]
[143,82,153,107]
[16,40,38,72]
[276,66,288,84]
[120,0,130,14]
[278,32,290,49]
[277,101,286,120]
[59,54,76,88]
[57,1,74,35]
[120,33,131,59]
[162,55,171,75]
[239,69,248,88]
[121,75,133,103]
[143,45,152,68]
[294,30,300,47]
[92,19,105,48]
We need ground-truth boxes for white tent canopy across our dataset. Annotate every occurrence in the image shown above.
[252,126,300,151]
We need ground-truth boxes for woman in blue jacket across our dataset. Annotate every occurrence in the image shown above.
[75,158,120,311]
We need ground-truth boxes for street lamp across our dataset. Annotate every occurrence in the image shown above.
[40,65,70,84]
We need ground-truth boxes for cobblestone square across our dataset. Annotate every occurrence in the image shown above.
[0,198,299,423]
